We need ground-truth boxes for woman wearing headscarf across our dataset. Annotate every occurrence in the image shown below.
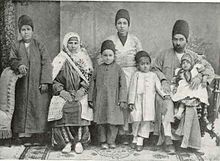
[9,15,52,145]
[50,32,93,153]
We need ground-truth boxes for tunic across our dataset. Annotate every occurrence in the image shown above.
[107,33,142,87]
[52,60,90,126]
[128,71,166,122]
[9,38,52,134]
[89,62,127,125]
[153,48,215,148]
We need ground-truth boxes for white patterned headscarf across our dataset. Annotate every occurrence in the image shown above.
[62,32,81,54]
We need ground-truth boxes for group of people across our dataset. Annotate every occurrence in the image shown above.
[0,8,215,155]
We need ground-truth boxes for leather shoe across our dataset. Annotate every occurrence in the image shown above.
[109,144,116,149]
[101,143,109,149]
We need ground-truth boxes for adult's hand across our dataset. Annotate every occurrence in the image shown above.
[40,84,48,93]
[161,80,171,94]
[60,90,73,102]
[128,104,135,111]
[189,75,202,90]
[18,64,28,75]
[75,88,85,101]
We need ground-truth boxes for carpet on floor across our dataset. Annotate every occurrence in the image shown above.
[16,145,209,161]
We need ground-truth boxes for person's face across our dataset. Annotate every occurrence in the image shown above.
[67,39,80,53]
[102,49,115,65]
[137,57,151,73]
[181,59,191,71]
[116,18,129,36]
[20,25,33,42]
[172,34,187,53]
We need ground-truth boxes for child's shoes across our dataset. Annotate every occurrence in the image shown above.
[109,143,116,149]
[136,145,143,152]
[101,143,109,149]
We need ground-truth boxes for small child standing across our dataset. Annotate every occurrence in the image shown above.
[128,51,169,151]
[88,40,127,149]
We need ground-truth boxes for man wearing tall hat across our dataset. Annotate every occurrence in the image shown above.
[9,15,52,146]
[153,20,215,154]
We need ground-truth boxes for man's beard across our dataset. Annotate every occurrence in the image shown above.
[173,45,185,53]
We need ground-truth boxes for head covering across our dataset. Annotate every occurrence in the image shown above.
[172,20,189,41]
[101,40,116,54]
[115,9,130,26]
[135,50,151,63]
[18,15,34,32]
[62,32,81,53]
[181,53,194,65]
[68,36,79,42]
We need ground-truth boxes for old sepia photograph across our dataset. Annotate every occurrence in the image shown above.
[0,0,219,160]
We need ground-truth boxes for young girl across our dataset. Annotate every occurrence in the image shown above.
[171,53,209,151]
[128,51,169,151]
[9,15,52,145]
[171,53,209,120]
[88,40,127,149]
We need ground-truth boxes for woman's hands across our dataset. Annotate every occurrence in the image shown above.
[75,88,86,101]
[60,90,73,102]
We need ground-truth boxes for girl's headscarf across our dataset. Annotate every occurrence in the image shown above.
[62,32,81,54]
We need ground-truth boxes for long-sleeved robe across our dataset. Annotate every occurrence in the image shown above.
[153,47,215,148]
[89,62,127,125]
[9,38,52,134]
[128,71,166,122]
[52,60,90,126]
[107,33,142,87]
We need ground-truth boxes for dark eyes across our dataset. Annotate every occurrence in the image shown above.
[68,42,79,45]
[173,38,184,41]
[117,22,128,25]
[21,28,31,31]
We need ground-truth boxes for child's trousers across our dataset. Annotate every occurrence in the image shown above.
[98,124,119,145]
[132,121,154,138]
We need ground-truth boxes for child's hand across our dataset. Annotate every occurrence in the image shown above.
[161,80,171,94]
[39,84,48,93]
[88,101,94,109]
[172,86,177,94]
[128,104,135,111]
[119,102,127,110]
[201,82,207,88]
